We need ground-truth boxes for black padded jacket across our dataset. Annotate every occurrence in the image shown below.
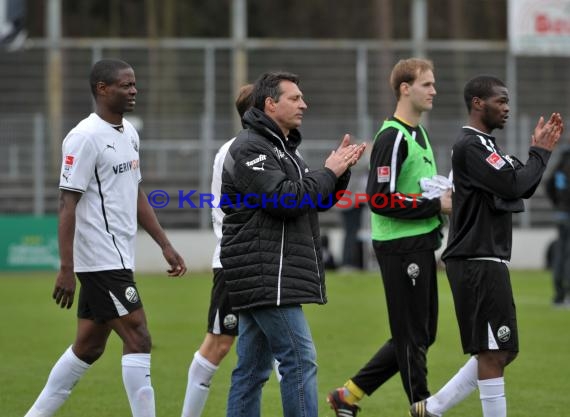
[220,107,350,310]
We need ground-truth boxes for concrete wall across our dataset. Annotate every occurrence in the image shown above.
[135,227,558,273]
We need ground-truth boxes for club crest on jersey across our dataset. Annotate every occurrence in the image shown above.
[125,286,139,303]
[407,263,420,279]
[497,325,511,342]
[503,154,515,167]
[273,147,285,159]
[407,263,420,286]
[131,137,139,152]
[223,314,238,330]
[377,166,390,183]
[486,152,506,170]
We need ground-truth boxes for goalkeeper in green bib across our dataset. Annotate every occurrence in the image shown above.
[327,58,452,416]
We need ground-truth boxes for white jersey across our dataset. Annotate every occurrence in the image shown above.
[59,113,142,272]
[211,137,236,268]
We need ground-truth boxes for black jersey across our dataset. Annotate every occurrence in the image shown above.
[442,126,551,261]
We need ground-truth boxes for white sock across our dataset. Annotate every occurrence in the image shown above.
[273,358,282,383]
[24,346,90,417]
[478,377,506,417]
[181,351,218,417]
[426,356,478,416]
[122,353,155,417]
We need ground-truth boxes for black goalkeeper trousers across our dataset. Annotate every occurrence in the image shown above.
[351,247,438,404]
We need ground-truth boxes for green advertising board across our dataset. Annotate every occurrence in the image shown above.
[0,215,59,270]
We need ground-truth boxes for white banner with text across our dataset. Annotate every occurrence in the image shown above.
[509,0,570,56]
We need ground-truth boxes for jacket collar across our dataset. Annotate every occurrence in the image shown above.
[462,125,495,140]
[243,107,303,150]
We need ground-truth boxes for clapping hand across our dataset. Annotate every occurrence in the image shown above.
[532,113,564,151]
[325,134,367,177]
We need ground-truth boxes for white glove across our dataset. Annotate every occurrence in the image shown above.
[420,174,452,199]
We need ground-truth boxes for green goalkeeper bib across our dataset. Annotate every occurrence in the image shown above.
[370,119,441,241]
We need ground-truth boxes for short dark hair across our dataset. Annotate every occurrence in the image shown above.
[463,75,506,112]
[252,71,300,111]
[235,84,254,118]
[89,59,132,97]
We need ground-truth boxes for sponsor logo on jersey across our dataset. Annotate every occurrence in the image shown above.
[245,154,267,167]
[125,286,139,303]
[223,314,238,329]
[497,325,511,342]
[377,166,390,183]
[486,152,506,170]
[113,159,140,174]
[62,155,75,182]
[64,155,75,166]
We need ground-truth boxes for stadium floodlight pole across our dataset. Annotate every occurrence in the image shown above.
[46,0,63,177]
[410,0,431,130]
[231,0,247,133]
[356,46,371,143]
[33,113,46,216]
[411,0,427,59]
[0,0,5,33]
[200,47,216,229]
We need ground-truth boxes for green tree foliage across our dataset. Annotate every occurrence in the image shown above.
[27,0,506,40]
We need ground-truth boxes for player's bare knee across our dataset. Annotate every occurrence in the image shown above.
[124,337,152,353]
[505,350,518,366]
[215,338,234,359]
[495,350,514,368]
[73,343,106,364]
[122,324,152,353]
[133,330,152,353]
[479,350,511,371]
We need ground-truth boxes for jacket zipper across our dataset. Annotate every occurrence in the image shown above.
[265,128,325,304]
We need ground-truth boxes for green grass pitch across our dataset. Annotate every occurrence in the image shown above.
[1,269,568,416]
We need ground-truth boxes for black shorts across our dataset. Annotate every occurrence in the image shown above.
[446,259,518,354]
[76,269,143,323]
[207,268,238,336]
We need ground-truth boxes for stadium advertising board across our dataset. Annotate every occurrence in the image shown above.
[0,216,59,270]
[509,0,570,56]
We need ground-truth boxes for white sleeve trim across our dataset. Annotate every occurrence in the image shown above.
[389,130,404,193]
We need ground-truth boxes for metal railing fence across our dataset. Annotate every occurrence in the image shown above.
[1,37,567,228]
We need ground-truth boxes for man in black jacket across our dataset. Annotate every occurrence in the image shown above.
[545,146,570,306]
[220,71,365,417]
[410,76,563,417]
